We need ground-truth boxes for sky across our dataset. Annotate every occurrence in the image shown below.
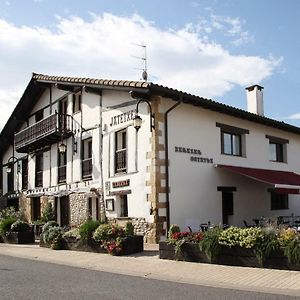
[0,0,300,130]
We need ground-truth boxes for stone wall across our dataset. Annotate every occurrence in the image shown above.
[69,193,88,226]
[19,195,31,222]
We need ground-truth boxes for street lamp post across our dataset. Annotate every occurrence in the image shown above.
[132,99,155,132]
[6,156,21,192]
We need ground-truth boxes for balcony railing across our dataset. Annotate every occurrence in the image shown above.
[82,158,92,179]
[58,165,67,183]
[15,113,73,153]
[115,149,127,173]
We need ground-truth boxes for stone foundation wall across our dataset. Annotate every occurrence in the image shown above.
[19,195,31,222]
[69,193,88,226]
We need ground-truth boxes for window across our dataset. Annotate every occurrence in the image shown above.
[72,93,82,114]
[216,123,249,157]
[35,110,44,122]
[82,138,92,179]
[222,132,241,156]
[266,135,288,163]
[35,153,43,187]
[58,149,67,183]
[115,129,127,173]
[21,158,28,190]
[270,191,288,210]
[120,195,128,217]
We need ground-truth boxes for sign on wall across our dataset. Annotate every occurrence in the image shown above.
[110,110,136,127]
[174,146,213,164]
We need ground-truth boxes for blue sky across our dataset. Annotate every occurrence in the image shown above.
[0,0,300,129]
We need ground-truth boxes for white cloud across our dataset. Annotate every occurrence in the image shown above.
[0,13,281,129]
[286,113,300,120]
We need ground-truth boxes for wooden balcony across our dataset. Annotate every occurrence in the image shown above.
[15,113,73,153]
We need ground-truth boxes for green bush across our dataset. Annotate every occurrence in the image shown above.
[41,202,55,223]
[79,219,101,241]
[10,220,30,232]
[0,217,17,235]
[255,228,279,267]
[63,228,81,240]
[199,227,222,263]
[42,221,58,233]
[284,237,300,265]
[93,223,125,254]
[219,227,262,249]
[0,207,23,222]
[168,224,181,240]
[125,221,134,236]
[43,226,63,245]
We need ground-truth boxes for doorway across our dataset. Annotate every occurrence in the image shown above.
[32,197,41,221]
[217,187,236,226]
[60,196,70,227]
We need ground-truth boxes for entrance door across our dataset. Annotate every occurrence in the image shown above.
[60,196,70,227]
[120,195,128,217]
[222,191,234,226]
[32,197,41,221]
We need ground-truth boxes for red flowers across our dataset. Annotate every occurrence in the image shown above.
[170,231,204,242]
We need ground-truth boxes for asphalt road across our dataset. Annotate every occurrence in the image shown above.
[0,254,298,300]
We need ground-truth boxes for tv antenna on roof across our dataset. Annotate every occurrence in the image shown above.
[132,43,148,81]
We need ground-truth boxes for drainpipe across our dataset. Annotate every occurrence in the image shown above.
[165,98,181,232]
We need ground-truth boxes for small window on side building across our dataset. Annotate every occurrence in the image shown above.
[270,191,288,210]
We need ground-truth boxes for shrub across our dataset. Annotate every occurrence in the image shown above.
[125,221,134,236]
[278,228,298,247]
[199,227,222,263]
[43,226,63,246]
[93,223,126,254]
[0,207,23,222]
[42,221,58,233]
[284,236,300,265]
[0,217,17,235]
[218,227,262,249]
[10,220,30,232]
[41,221,59,245]
[79,219,101,241]
[168,224,181,240]
[63,228,81,240]
[41,202,55,223]
[255,227,279,267]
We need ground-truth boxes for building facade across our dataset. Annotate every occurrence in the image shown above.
[1,74,300,242]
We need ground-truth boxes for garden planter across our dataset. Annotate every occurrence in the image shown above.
[159,242,300,271]
[41,235,144,255]
[63,237,107,253]
[159,241,209,263]
[5,231,35,244]
[121,235,144,255]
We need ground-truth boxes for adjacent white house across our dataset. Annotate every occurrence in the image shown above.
[1,73,300,242]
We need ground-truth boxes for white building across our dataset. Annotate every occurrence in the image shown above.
[1,74,300,242]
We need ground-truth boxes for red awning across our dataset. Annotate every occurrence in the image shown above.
[216,164,300,194]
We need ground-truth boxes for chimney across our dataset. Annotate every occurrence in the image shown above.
[246,84,264,116]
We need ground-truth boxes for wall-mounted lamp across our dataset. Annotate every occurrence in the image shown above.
[73,140,78,154]
[6,156,20,174]
[58,141,67,153]
[132,99,155,132]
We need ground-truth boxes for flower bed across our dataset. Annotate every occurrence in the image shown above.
[39,220,144,255]
[159,225,300,271]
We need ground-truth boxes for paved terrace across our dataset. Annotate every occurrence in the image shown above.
[0,243,300,297]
